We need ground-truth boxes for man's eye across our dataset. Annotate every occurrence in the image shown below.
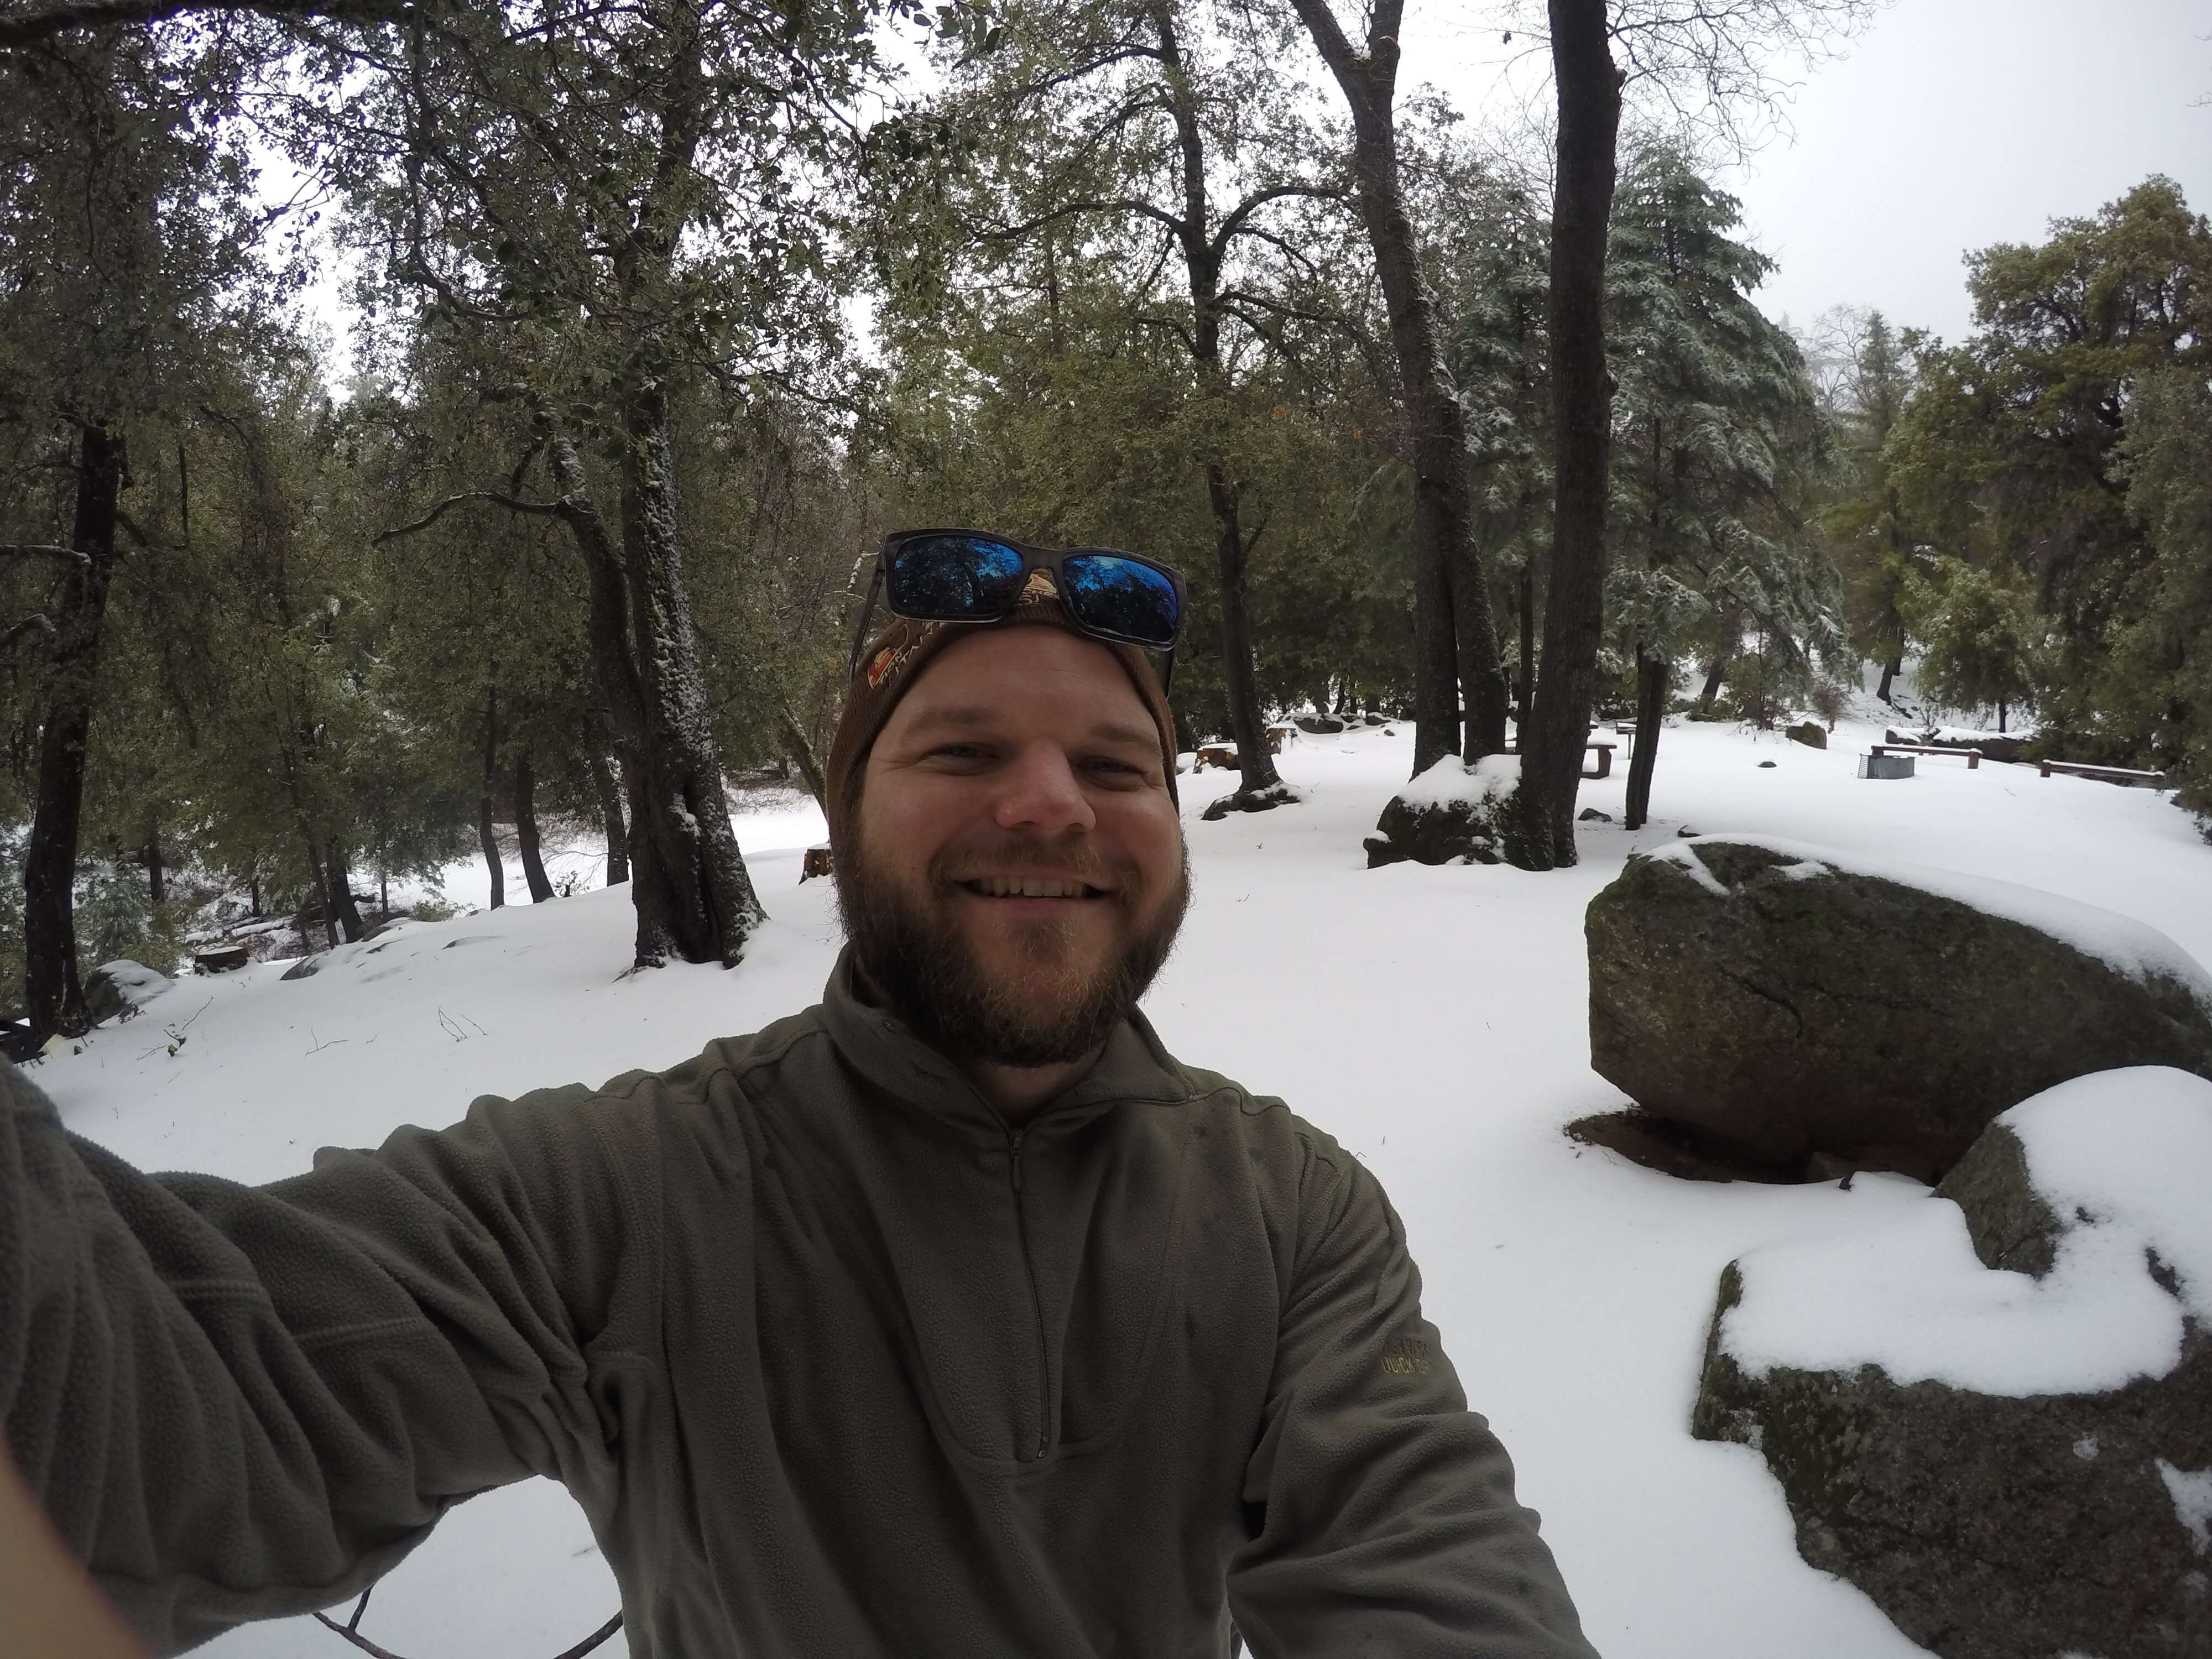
[1084,757,1142,776]
[931,743,992,761]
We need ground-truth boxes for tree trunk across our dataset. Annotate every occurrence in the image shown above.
[1204,465,1285,799]
[1517,561,1536,723]
[776,699,830,812]
[1287,0,1511,773]
[324,839,365,943]
[140,828,164,907]
[23,420,124,1040]
[616,378,764,966]
[586,744,630,885]
[478,684,504,911]
[1997,701,2007,734]
[1699,654,1728,708]
[542,436,646,905]
[305,837,338,951]
[1877,655,1898,704]
[1624,650,1668,831]
[514,749,555,902]
[1147,1,1284,812]
[1508,0,1621,871]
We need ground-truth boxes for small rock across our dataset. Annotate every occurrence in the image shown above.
[1759,760,1778,769]
[1578,807,1613,822]
[1676,824,1700,838]
[1786,721,1828,750]
[280,955,323,982]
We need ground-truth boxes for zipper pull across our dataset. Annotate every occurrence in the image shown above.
[1008,1129,1024,1193]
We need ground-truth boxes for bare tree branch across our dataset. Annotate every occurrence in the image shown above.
[977,197,1192,244]
[372,491,566,544]
[0,0,405,51]
[0,543,90,567]
[1210,182,1346,264]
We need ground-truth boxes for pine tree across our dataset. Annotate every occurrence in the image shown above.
[1601,143,1835,826]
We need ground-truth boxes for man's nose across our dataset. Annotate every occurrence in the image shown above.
[992,742,1097,836]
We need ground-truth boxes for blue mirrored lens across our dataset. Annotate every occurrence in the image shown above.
[886,536,1026,619]
[1061,555,1180,648]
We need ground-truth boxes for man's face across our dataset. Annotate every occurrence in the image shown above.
[838,625,1190,1068]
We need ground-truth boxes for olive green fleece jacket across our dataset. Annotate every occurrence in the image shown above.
[2,953,1598,1659]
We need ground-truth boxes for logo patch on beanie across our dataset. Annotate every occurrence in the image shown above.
[866,641,917,690]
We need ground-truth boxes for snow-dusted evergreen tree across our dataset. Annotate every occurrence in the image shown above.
[1601,142,1837,826]
[1812,307,1927,703]
[1443,168,1553,718]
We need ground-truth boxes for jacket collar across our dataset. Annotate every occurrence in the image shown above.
[814,946,1197,1144]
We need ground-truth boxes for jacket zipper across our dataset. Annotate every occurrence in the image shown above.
[1005,1127,1051,1459]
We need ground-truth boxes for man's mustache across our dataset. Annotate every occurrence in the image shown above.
[926,834,1142,896]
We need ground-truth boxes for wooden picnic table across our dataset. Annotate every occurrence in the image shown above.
[2039,758,2167,787]
[1503,727,1615,778]
[1872,742,1983,769]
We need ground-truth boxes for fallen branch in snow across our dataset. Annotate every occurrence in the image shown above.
[305,1029,348,1055]
[435,1008,488,1042]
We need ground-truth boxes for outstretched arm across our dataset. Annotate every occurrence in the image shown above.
[0,1058,648,1656]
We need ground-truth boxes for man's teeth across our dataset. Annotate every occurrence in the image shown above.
[968,877,1096,898]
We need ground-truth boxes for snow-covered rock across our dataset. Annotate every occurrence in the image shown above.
[1691,1067,2212,1659]
[1363,753,1518,867]
[1584,836,2212,1178]
[84,960,174,1025]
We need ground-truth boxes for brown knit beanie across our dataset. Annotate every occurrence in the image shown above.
[825,569,1181,858]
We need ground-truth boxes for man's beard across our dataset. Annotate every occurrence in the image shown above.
[837,825,1190,1069]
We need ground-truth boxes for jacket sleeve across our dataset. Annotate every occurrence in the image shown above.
[1225,1139,1599,1659]
[0,1057,648,1657]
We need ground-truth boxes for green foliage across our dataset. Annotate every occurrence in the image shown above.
[1886,177,2211,749]
[2109,368,2212,811]
[1602,143,1838,682]
[1809,307,1928,681]
[1901,557,2042,725]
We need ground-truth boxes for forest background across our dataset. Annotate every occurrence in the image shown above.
[2,0,2208,1040]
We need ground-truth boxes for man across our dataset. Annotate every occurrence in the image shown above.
[1,530,1597,1657]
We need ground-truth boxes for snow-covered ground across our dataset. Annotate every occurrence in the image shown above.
[30,713,2212,1659]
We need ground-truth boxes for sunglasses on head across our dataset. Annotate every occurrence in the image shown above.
[847,529,1187,692]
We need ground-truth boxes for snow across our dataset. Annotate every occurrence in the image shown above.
[1718,1067,2212,1395]
[1396,749,1518,812]
[2157,1460,2212,1555]
[1647,834,2212,1015]
[91,960,175,1008]
[26,711,2212,1659]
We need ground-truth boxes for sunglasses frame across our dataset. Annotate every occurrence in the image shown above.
[846,527,1187,693]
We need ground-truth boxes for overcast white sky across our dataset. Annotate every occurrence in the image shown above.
[1407,0,2212,343]
[296,1,2211,375]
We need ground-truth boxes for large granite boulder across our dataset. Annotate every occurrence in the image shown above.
[1692,1067,2212,1659]
[1585,836,2212,1176]
[1364,754,1517,868]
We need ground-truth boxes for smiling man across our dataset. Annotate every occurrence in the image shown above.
[0,531,1597,1658]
